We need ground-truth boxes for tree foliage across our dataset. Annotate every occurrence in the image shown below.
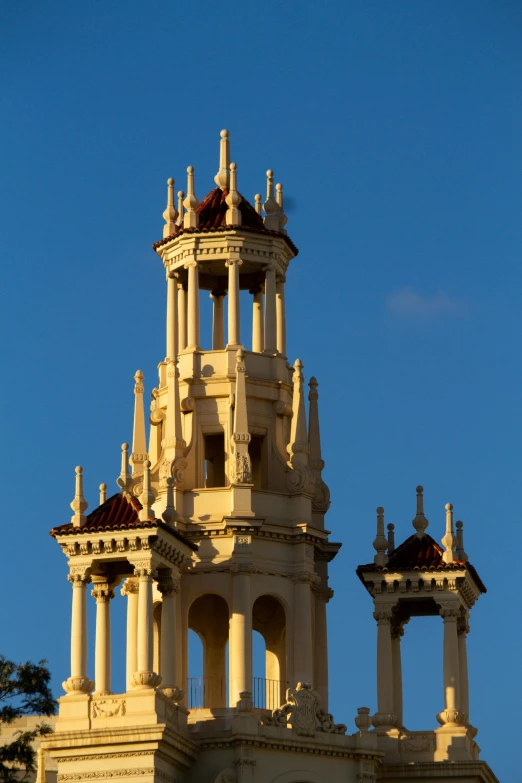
[0,656,56,782]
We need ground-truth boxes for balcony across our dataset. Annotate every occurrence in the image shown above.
[187,677,286,711]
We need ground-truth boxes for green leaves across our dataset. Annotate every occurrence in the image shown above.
[0,656,56,783]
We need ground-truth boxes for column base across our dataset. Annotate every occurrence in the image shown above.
[131,671,162,689]
[436,708,468,726]
[62,676,94,694]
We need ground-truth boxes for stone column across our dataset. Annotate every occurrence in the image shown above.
[121,579,139,691]
[131,567,161,689]
[229,569,252,706]
[264,266,277,354]
[227,259,241,347]
[186,261,200,350]
[437,606,463,724]
[177,283,187,352]
[275,278,286,356]
[313,589,329,710]
[372,607,396,728]
[158,573,180,698]
[458,614,470,720]
[293,575,313,685]
[391,621,404,727]
[166,272,178,361]
[210,291,225,350]
[63,572,93,694]
[251,287,264,353]
[92,580,114,695]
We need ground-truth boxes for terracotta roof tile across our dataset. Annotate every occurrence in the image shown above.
[50,492,197,551]
[356,533,486,593]
[152,187,298,255]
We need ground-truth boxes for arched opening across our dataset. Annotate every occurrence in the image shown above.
[252,594,287,709]
[188,593,229,708]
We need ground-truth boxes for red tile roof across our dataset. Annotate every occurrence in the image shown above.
[357,533,486,593]
[50,492,197,551]
[152,187,298,255]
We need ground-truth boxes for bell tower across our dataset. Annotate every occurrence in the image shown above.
[41,131,498,783]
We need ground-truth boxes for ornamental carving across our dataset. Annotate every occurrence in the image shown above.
[286,464,315,496]
[229,452,252,485]
[91,699,126,718]
[402,733,436,752]
[261,682,346,736]
[312,477,331,513]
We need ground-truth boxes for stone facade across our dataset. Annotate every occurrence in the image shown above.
[30,131,499,783]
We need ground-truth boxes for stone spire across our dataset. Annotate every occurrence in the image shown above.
[162,178,178,238]
[176,190,184,226]
[288,359,309,467]
[214,129,230,190]
[456,520,468,562]
[70,466,88,527]
[442,503,457,564]
[263,169,281,230]
[138,460,155,521]
[276,182,288,233]
[225,162,241,225]
[183,166,199,229]
[412,485,429,537]
[229,348,252,484]
[116,443,131,492]
[163,358,186,464]
[308,376,330,513]
[131,370,147,475]
[373,506,388,566]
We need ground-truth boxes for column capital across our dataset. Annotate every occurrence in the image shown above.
[68,571,91,587]
[167,270,179,280]
[373,606,394,624]
[157,573,180,596]
[225,257,243,267]
[184,259,198,269]
[439,606,460,621]
[91,581,114,603]
[120,578,139,597]
[292,571,320,586]
[133,566,157,580]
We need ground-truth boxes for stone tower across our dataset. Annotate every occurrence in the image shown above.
[42,131,499,783]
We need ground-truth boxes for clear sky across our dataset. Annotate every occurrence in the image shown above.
[1,1,521,779]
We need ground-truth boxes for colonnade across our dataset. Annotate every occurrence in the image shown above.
[373,603,470,729]
[168,263,286,357]
[65,567,319,708]
[64,568,179,696]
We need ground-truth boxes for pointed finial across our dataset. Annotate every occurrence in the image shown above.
[183,166,199,229]
[225,162,242,225]
[117,443,132,492]
[176,190,185,226]
[214,129,231,190]
[442,502,457,564]
[263,169,281,230]
[131,370,147,475]
[162,476,177,525]
[387,523,395,553]
[307,375,330,512]
[138,459,156,521]
[412,485,429,537]
[99,483,107,505]
[275,183,288,233]
[70,466,88,527]
[373,506,388,566]
[254,193,262,215]
[162,178,178,238]
[456,520,468,562]
[288,359,310,467]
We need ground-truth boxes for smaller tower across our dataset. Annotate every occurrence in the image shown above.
[357,486,488,770]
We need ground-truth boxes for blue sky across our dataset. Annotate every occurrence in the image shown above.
[1,1,521,779]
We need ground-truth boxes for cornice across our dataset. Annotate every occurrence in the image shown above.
[195,732,383,762]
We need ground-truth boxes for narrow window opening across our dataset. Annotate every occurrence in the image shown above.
[249,434,266,488]
[203,433,226,487]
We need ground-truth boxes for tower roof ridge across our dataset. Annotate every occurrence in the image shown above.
[153,186,298,254]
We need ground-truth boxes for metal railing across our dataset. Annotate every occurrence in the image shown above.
[187,677,287,710]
